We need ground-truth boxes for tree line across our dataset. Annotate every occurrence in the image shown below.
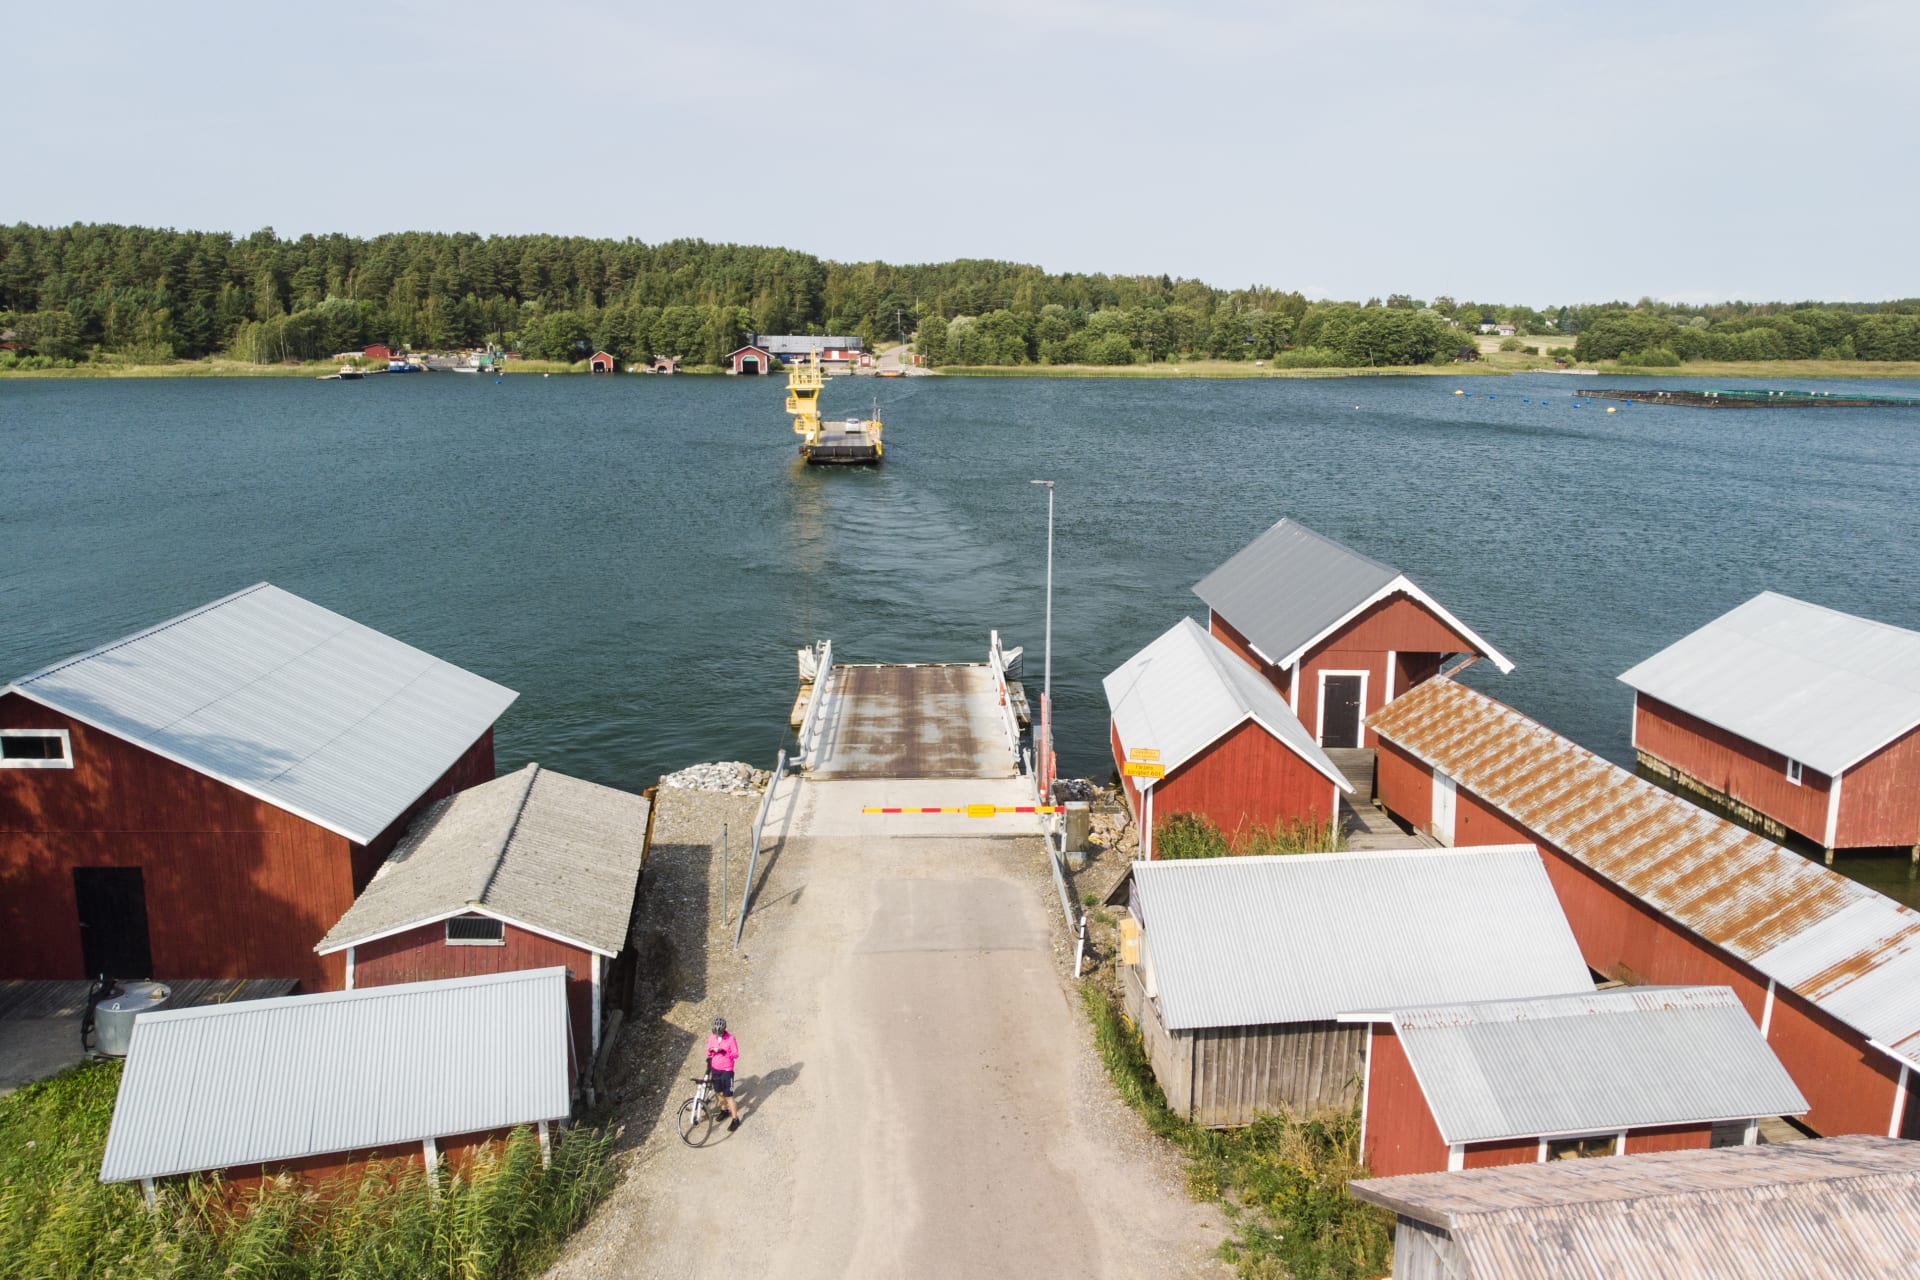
[1,222,1916,370]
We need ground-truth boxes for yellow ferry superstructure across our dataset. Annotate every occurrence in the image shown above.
[785,354,883,464]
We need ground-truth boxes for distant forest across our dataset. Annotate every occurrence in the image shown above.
[3,222,1919,370]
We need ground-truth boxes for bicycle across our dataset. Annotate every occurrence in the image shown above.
[677,1070,731,1147]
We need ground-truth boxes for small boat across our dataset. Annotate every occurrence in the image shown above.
[318,367,364,381]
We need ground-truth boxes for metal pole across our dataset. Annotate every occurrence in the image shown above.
[721,823,729,925]
[1031,479,1055,795]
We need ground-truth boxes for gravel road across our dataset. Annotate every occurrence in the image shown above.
[546,779,1223,1279]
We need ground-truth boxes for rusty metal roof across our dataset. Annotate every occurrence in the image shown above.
[1369,678,1920,1071]
[1350,1136,1920,1279]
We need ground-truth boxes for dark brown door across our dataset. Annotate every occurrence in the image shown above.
[1321,675,1363,749]
[73,868,153,979]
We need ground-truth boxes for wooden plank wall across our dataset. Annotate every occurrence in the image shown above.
[1189,1020,1365,1128]
[1123,962,1191,1116]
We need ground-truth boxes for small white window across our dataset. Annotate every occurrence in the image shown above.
[1786,759,1803,786]
[445,915,504,945]
[1,729,72,769]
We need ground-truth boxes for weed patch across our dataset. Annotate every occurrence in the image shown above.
[1080,987,1391,1280]
[0,1060,615,1279]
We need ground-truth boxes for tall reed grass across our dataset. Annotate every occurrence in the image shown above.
[1152,812,1346,861]
[0,1061,615,1280]
[1080,986,1391,1280]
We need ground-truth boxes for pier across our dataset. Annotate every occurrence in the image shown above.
[1582,387,1920,409]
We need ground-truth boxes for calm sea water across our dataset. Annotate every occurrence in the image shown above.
[5,371,1918,896]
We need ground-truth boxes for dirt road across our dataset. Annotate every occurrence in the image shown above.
[548,770,1225,1279]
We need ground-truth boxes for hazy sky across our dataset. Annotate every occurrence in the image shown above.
[11,1,1915,304]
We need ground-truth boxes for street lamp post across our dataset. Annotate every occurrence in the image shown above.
[1030,480,1055,794]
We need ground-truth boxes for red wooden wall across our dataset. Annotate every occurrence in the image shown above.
[1633,694,1833,845]
[0,693,496,991]
[1147,719,1335,852]
[1835,728,1920,849]
[353,920,592,1069]
[1624,1122,1713,1155]
[1362,1024,1449,1177]
[195,1124,548,1193]
[1370,737,1902,1138]
[1211,596,1481,748]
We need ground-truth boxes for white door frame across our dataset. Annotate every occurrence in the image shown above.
[1432,769,1457,845]
[1315,669,1370,748]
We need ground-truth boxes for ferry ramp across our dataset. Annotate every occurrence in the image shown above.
[805,662,1018,780]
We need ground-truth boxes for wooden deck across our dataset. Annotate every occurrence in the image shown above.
[0,978,298,1021]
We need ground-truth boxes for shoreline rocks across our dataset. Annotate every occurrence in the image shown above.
[658,761,770,794]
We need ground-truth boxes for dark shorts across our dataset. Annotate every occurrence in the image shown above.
[711,1068,734,1097]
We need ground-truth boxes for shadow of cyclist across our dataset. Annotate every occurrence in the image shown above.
[737,1061,805,1122]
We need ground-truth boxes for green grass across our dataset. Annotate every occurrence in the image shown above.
[0,1061,616,1279]
[1153,812,1346,860]
[1081,987,1391,1280]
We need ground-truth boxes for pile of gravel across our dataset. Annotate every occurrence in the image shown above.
[658,761,771,793]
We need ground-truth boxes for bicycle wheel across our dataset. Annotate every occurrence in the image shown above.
[678,1095,721,1147]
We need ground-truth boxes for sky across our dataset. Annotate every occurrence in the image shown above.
[9,1,1917,305]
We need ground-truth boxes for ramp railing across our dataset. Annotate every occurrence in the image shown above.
[733,748,785,949]
[988,630,1023,768]
[793,639,833,770]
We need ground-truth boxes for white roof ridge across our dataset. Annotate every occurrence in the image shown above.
[1133,843,1538,873]
[473,762,541,906]
[136,965,567,1024]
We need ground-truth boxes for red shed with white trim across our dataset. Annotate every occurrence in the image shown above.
[1192,518,1511,751]
[1,584,514,992]
[1619,591,1920,859]
[317,763,653,1067]
[727,344,773,375]
[1369,677,1920,1141]
[1104,617,1350,857]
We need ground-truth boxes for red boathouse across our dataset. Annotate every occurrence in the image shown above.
[317,763,654,1066]
[1368,677,1920,1140]
[1104,617,1350,857]
[0,584,516,991]
[1192,518,1511,751]
[726,344,773,375]
[1619,591,1920,859]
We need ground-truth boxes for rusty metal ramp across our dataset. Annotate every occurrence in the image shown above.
[807,663,1018,779]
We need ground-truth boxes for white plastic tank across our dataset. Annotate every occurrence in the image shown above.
[93,981,171,1057]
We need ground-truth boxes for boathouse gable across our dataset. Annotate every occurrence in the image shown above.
[317,763,653,1066]
[1368,677,1920,1139]
[1620,591,1920,855]
[1104,617,1349,857]
[1193,518,1511,751]
[0,584,515,992]
[726,344,773,375]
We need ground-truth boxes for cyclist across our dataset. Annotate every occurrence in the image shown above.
[706,1017,741,1131]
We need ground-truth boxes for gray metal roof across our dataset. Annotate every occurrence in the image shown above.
[1619,590,1920,776]
[1370,677,1920,1073]
[6,584,518,845]
[318,764,650,957]
[1375,986,1807,1144]
[751,334,863,355]
[1191,518,1513,673]
[1129,846,1592,1032]
[1103,617,1348,791]
[1349,1136,1920,1280]
[99,968,570,1183]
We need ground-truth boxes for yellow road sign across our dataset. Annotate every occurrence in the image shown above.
[1127,747,1161,762]
[1122,761,1165,779]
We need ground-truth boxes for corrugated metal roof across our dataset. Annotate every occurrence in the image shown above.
[99,968,570,1183]
[752,334,863,354]
[317,764,650,956]
[1102,617,1348,790]
[1381,986,1807,1145]
[1349,1136,1920,1280]
[1190,518,1513,672]
[1618,591,1920,775]
[1369,678,1920,1072]
[1129,846,1593,1032]
[6,584,518,845]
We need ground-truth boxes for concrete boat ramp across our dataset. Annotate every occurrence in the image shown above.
[551,644,1225,1279]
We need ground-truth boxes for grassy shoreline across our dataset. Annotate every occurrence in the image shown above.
[6,356,1920,382]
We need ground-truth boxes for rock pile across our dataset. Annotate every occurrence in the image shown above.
[1050,777,1099,803]
[658,761,770,794]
